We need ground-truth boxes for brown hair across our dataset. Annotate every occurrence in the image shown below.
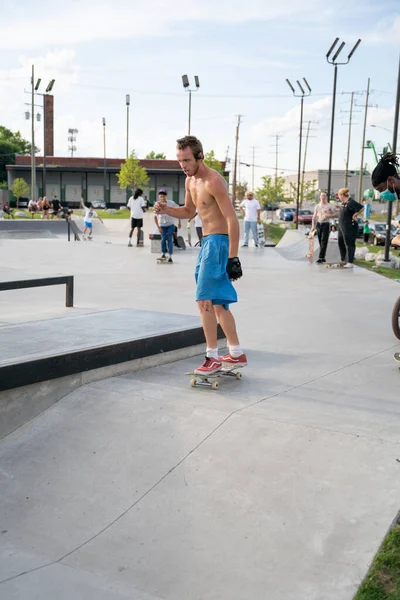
[176,136,204,160]
[338,187,349,196]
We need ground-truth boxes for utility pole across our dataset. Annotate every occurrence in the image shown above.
[356,79,376,203]
[344,92,356,187]
[301,122,311,207]
[251,146,255,191]
[274,135,281,186]
[126,95,130,159]
[31,65,36,202]
[232,115,242,205]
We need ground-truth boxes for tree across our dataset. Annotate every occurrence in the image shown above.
[11,177,30,208]
[256,175,287,208]
[145,151,166,159]
[0,127,35,184]
[117,150,149,192]
[289,179,318,206]
[234,181,248,203]
[204,150,224,174]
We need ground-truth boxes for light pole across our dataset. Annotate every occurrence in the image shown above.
[384,54,400,262]
[126,94,130,158]
[370,124,392,134]
[181,75,200,135]
[326,37,361,200]
[286,77,312,229]
[68,128,78,158]
[102,118,107,205]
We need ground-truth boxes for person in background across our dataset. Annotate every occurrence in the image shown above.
[28,198,38,217]
[337,187,363,268]
[127,188,146,247]
[363,220,371,244]
[51,195,61,219]
[42,196,50,219]
[240,191,261,247]
[154,188,179,263]
[329,225,338,241]
[80,197,104,240]
[311,192,337,264]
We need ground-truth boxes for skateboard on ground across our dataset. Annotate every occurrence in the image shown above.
[324,262,346,269]
[185,365,244,389]
[156,257,172,264]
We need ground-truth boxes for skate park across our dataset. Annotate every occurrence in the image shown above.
[1,210,400,600]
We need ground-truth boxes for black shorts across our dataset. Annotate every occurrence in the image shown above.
[131,218,143,228]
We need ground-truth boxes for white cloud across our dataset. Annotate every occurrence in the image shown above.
[363,14,400,45]
[0,0,323,50]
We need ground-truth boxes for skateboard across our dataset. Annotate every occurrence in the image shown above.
[257,223,265,247]
[156,257,172,264]
[185,366,243,389]
[306,233,315,261]
[324,262,346,269]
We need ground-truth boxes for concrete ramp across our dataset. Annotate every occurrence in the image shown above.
[0,219,82,240]
[275,229,341,263]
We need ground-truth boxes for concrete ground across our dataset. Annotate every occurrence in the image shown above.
[1,217,400,600]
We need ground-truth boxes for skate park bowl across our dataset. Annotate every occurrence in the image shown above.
[0,219,82,240]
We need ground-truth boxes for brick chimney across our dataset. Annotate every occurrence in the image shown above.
[44,94,54,156]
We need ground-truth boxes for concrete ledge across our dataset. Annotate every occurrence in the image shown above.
[0,341,226,440]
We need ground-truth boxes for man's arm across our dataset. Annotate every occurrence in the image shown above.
[155,179,196,219]
[311,206,318,230]
[154,214,162,233]
[209,176,239,258]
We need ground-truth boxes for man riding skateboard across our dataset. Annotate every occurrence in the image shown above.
[154,135,246,375]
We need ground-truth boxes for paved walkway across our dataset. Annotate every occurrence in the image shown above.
[1,230,400,599]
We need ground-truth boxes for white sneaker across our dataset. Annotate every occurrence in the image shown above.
[343,263,354,269]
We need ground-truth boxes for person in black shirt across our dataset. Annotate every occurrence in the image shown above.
[337,187,363,268]
[51,195,61,219]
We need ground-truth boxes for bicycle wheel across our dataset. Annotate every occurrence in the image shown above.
[392,296,400,340]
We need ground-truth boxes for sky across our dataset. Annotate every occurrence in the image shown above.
[0,0,399,190]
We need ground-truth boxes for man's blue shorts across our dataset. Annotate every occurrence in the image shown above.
[195,234,237,309]
[84,221,93,228]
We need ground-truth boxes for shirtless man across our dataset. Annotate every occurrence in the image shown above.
[154,135,246,375]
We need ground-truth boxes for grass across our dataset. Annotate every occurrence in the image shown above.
[263,223,293,244]
[354,259,400,281]
[354,513,400,600]
[8,208,132,220]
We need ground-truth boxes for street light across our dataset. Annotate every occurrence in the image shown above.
[126,94,130,158]
[68,128,78,158]
[286,77,312,229]
[370,124,392,134]
[326,37,361,200]
[103,118,107,205]
[181,74,200,135]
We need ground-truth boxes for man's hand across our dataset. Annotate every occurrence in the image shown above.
[158,227,162,234]
[154,202,167,214]
[227,257,243,281]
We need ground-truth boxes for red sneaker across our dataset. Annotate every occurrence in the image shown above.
[194,356,222,375]
[220,353,248,368]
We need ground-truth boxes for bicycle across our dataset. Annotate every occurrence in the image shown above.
[392,295,400,340]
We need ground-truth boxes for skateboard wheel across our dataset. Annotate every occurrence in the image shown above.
[211,381,219,390]
[190,378,197,387]
[235,372,242,380]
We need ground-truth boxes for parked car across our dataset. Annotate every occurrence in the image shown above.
[92,200,106,209]
[263,202,279,211]
[278,207,295,221]
[369,222,397,246]
[293,209,313,225]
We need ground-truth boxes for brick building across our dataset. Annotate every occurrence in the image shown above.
[7,156,228,207]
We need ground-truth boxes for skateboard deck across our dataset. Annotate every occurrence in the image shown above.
[257,223,265,246]
[185,365,244,389]
[156,258,172,263]
[306,234,315,261]
[324,262,346,269]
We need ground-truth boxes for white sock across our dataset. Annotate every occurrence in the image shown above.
[229,344,243,358]
[206,347,219,360]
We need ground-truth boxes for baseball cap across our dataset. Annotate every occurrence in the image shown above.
[158,188,167,195]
